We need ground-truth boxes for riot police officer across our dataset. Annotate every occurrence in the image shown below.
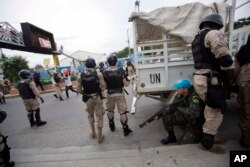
[103,55,133,136]
[192,13,234,154]
[77,58,106,143]
[0,110,15,167]
[17,69,46,127]
[235,34,250,148]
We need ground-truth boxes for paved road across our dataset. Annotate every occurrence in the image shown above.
[0,88,246,166]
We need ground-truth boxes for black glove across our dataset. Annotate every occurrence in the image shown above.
[40,97,44,103]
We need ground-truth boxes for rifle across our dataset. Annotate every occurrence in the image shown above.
[139,97,186,128]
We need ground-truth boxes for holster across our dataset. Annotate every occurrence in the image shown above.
[206,76,227,113]
[82,94,90,102]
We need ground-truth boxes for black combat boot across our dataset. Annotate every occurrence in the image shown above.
[109,118,116,132]
[54,94,58,98]
[35,108,47,127]
[59,96,64,101]
[0,98,3,104]
[2,96,6,104]
[161,131,177,145]
[28,112,35,127]
[123,124,133,137]
[6,161,15,167]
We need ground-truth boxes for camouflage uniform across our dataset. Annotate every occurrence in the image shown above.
[193,30,233,135]
[0,79,11,104]
[162,89,203,143]
[103,66,132,136]
[235,37,250,148]
[18,79,46,127]
[51,74,64,100]
[192,21,234,154]
[77,68,106,143]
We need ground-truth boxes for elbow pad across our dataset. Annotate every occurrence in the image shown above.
[219,55,233,67]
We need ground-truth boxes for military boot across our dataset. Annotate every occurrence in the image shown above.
[6,161,15,167]
[28,112,35,127]
[198,143,225,154]
[161,131,177,145]
[123,124,133,137]
[35,108,47,127]
[109,118,116,132]
[59,96,64,101]
[97,127,104,143]
[2,96,6,104]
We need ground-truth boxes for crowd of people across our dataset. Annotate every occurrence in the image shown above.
[1,13,250,166]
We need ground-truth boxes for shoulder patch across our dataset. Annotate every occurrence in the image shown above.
[218,33,224,40]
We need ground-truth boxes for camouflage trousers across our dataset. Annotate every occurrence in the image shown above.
[193,75,223,135]
[238,85,250,146]
[162,110,188,132]
[162,110,203,144]
[53,84,62,97]
[85,96,104,128]
[106,94,128,124]
[23,98,40,111]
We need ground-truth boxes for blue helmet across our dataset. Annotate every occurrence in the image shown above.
[173,79,191,89]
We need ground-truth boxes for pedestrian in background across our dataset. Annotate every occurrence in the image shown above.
[103,55,133,137]
[63,70,78,98]
[33,71,45,91]
[192,13,234,154]
[17,69,46,127]
[77,58,106,143]
[48,70,64,101]
[234,34,250,148]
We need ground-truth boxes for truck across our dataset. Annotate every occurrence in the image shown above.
[129,1,250,114]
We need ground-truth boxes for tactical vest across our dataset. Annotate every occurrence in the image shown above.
[81,71,100,95]
[192,29,221,72]
[237,44,250,67]
[53,74,61,83]
[17,81,35,99]
[103,68,124,94]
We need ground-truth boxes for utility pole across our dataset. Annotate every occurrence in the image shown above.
[127,29,131,56]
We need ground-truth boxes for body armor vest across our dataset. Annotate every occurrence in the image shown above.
[192,29,221,72]
[81,71,100,95]
[237,44,250,67]
[18,81,35,99]
[103,68,124,94]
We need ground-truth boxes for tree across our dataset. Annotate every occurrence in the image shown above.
[112,47,133,58]
[234,17,250,29]
[3,56,29,82]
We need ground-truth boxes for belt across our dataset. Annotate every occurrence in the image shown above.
[193,72,220,78]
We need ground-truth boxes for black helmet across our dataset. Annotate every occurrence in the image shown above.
[85,58,96,68]
[107,55,117,66]
[199,13,224,30]
[99,62,104,68]
[18,69,30,79]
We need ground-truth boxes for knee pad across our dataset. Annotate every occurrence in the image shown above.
[201,133,214,149]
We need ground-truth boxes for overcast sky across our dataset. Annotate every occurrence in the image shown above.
[1,0,249,67]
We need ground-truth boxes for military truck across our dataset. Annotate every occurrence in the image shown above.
[129,1,250,114]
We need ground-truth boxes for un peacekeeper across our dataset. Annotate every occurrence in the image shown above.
[77,58,106,143]
[0,110,15,167]
[161,80,204,145]
[235,34,250,148]
[192,13,234,154]
[17,69,46,127]
[103,55,133,136]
